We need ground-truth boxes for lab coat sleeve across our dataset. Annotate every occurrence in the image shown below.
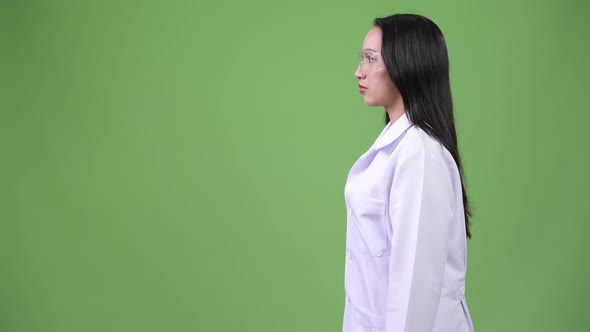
[384,143,454,332]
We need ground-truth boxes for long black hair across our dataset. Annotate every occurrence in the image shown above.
[374,14,472,238]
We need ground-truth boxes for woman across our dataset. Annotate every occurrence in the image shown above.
[342,14,474,332]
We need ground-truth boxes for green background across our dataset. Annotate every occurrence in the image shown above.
[2,0,589,331]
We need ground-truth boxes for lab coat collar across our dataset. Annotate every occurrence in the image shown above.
[371,112,413,151]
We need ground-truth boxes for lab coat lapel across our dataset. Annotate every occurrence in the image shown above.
[347,113,413,179]
[371,112,413,151]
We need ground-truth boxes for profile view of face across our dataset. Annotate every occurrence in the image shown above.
[354,26,400,109]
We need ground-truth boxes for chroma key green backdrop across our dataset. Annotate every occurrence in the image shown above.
[1,0,589,331]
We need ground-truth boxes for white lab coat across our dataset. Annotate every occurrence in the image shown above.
[342,112,474,332]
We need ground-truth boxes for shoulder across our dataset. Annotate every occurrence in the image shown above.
[394,126,455,171]
[397,126,445,157]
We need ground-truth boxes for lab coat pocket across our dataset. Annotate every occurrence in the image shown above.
[347,191,387,257]
[353,305,385,332]
[355,322,383,332]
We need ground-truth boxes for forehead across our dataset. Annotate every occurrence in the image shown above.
[362,26,382,51]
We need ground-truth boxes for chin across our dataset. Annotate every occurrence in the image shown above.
[363,96,382,107]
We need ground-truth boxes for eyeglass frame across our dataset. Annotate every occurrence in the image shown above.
[357,49,385,75]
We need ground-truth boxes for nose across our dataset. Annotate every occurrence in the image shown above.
[354,65,365,80]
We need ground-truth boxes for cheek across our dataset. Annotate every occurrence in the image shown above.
[378,75,399,101]
[365,77,394,104]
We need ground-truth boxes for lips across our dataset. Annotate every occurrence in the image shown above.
[359,84,367,94]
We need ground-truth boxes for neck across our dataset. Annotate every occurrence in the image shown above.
[385,97,405,125]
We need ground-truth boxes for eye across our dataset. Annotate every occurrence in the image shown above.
[360,51,379,65]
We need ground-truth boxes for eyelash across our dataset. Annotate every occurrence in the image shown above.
[364,55,377,63]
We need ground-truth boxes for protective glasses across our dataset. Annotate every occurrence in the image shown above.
[358,49,385,75]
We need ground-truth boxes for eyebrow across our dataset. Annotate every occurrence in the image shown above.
[362,48,379,52]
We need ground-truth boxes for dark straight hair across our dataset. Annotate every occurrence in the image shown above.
[374,14,472,238]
